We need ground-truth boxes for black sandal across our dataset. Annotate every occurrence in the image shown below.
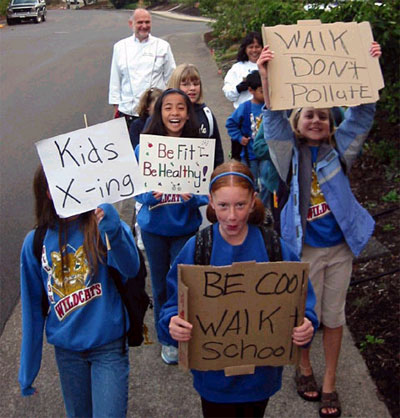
[295,368,321,402]
[319,391,342,418]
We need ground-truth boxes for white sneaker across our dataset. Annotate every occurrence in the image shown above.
[161,344,178,365]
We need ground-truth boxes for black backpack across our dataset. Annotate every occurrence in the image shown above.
[33,225,150,348]
[194,224,282,265]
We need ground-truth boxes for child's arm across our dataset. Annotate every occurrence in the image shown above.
[335,103,376,171]
[158,236,196,346]
[211,114,225,168]
[334,42,382,171]
[258,45,295,182]
[96,204,140,278]
[223,65,244,103]
[281,239,319,346]
[253,123,271,160]
[18,232,46,396]
[257,45,274,109]
[226,107,250,146]
[180,194,209,207]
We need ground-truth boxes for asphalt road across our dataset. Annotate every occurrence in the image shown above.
[0,9,211,332]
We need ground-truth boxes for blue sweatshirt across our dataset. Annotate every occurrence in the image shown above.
[226,100,264,161]
[135,145,209,236]
[159,223,318,403]
[19,204,139,396]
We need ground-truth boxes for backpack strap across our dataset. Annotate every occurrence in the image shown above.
[194,225,213,265]
[33,226,50,317]
[203,106,214,138]
[258,226,282,262]
[33,225,47,264]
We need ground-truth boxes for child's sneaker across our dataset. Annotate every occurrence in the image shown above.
[161,344,178,365]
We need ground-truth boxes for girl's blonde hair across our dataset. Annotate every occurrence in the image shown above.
[167,63,204,104]
[136,87,163,119]
[206,161,265,225]
[290,107,336,146]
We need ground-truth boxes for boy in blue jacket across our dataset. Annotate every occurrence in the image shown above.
[226,70,264,187]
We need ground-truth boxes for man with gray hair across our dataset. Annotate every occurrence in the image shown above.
[109,8,176,127]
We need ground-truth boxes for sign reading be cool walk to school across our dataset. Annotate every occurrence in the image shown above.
[178,261,309,375]
[262,20,384,110]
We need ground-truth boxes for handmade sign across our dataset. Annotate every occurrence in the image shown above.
[138,134,215,195]
[36,118,145,218]
[178,261,309,375]
[262,20,384,110]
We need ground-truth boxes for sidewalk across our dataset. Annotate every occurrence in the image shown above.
[0,11,392,418]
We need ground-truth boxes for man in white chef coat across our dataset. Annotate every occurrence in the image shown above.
[109,8,176,127]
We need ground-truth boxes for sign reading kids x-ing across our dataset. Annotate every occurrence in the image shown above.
[262,20,384,110]
[139,134,215,195]
[36,118,145,218]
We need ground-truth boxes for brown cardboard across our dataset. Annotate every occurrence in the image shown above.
[262,20,384,110]
[178,261,309,375]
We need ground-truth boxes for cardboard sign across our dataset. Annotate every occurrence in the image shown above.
[178,261,309,375]
[262,20,384,110]
[139,134,215,195]
[36,118,145,218]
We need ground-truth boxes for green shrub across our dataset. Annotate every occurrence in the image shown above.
[110,0,135,8]
[204,0,399,148]
[1,0,8,17]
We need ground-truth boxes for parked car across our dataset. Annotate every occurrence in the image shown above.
[6,0,47,25]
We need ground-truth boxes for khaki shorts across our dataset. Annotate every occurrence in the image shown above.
[302,242,353,328]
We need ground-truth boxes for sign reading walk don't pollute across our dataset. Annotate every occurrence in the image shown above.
[139,134,215,195]
[36,118,145,218]
[262,20,384,110]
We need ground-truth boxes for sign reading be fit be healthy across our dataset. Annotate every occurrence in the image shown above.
[139,134,215,195]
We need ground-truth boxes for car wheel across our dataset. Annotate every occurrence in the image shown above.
[6,17,15,25]
[35,14,42,23]
[42,13,46,22]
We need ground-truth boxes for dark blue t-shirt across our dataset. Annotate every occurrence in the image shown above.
[304,146,344,247]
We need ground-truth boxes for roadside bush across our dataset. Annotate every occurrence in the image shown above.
[110,0,135,8]
[1,0,8,17]
[303,0,400,125]
[205,0,399,131]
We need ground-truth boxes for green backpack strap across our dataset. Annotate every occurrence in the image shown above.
[258,226,282,262]
[194,225,213,265]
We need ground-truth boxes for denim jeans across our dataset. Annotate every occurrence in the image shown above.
[141,229,194,343]
[241,158,260,190]
[54,337,129,418]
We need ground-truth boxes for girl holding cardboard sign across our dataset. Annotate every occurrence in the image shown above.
[135,88,209,365]
[159,161,318,418]
[19,165,140,417]
[257,42,381,418]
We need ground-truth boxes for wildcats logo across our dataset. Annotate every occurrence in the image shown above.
[41,243,102,320]
[308,202,331,221]
[150,193,182,210]
[54,283,102,320]
[308,168,331,221]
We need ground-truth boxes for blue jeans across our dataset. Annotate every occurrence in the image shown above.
[241,158,260,190]
[141,229,195,343]
[54,337,129,418]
